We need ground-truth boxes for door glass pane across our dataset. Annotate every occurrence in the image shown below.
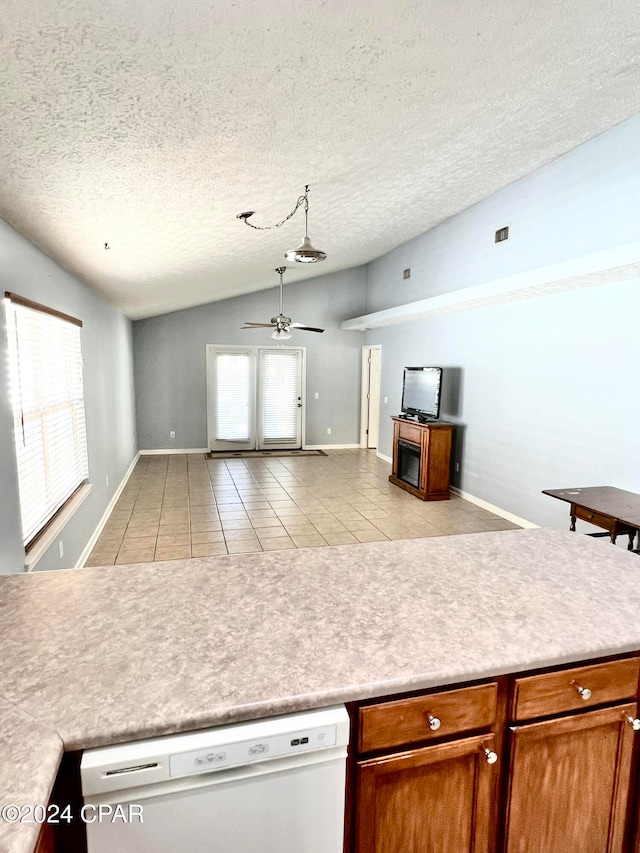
[261,350,299,444]
[214,353,251,441]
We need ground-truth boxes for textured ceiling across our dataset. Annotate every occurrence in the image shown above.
[2,0,640,319]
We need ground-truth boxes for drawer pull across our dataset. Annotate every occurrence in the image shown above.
[571,681,592,701]
[482,746,498,765]
[626,716,640,731]
[425,713,441,731]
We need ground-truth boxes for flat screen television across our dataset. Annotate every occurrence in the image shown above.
[401,367,442,421]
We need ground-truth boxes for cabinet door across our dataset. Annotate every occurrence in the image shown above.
[355,733,497,853]
[503,703,637,853]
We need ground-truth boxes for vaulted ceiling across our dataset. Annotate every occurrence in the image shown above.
[2,0,640,319]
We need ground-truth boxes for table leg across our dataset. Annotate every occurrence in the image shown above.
[629,531,636,551]
[570,514,576,532]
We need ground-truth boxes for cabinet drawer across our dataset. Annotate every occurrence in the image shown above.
[573,505,616,531]
[511,657,640,721]
[358,682,497,753]
[397,421,422,444]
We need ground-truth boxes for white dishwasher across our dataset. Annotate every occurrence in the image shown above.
[80,705,350,853]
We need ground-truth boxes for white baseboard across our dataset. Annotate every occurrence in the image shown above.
[303,444,361,450]
[376,451,393,464]
[75,452,141,568]
[450,486,539,529]
[139,448,209,455]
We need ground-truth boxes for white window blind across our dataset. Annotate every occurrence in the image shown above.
[261,349,299,444]
[213,352,252,441]
[5,295,89,547]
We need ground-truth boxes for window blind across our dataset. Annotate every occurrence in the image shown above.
[213,352,252,442]
[261,349,299,444]
[5,295,89,547]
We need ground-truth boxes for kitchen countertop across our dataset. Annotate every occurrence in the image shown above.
[3,527,640,853]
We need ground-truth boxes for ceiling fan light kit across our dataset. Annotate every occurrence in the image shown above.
[271,327,293,341]
[241,266,325,339]
[236,185,326,264]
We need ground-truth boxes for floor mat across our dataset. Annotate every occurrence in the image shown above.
[206,449,328,459]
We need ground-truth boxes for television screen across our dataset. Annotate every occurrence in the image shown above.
[401,367,442,420]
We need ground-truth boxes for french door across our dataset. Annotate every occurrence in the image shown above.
[206,346,304,451]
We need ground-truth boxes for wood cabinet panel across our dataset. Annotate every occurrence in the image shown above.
[34,822,55,853]
[397,421,422,444]
[355,734,497,853]
[503,703,637,853]
[511,657,640,721]
[358,682,497,753]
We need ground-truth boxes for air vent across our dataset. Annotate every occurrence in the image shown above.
[495,226,509,243]
[403,268,411,280]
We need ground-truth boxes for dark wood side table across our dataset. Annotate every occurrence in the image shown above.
[542,486,640,551]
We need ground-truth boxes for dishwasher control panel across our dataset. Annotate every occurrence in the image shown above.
[169,724,337,778]
[81,706,350,797]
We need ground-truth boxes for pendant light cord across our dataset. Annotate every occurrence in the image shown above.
[237,186,311,231]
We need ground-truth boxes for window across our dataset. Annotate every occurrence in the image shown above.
[5,292,89,550]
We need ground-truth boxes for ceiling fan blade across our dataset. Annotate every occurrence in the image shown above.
[290,323,325,333]
[242,322,275,328]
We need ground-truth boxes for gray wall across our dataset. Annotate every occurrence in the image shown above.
[366,114,640,532]
[134,268,366,449]
[366,113,640,313]
[0,220,137,573]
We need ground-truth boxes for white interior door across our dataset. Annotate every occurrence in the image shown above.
[207,346,304,451]
[360,346,381,449]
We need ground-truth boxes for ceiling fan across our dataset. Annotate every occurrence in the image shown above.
[242,267,325,340]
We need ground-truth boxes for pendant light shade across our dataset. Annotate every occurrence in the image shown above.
[284,235,327,264]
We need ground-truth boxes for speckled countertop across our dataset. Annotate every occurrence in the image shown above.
[2,528,640,853]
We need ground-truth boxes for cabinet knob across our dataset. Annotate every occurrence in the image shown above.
[571,681,592,701]
[481,747,498,765]
[425,713,441,731]
[626,716,640,731]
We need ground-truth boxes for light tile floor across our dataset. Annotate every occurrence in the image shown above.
[86,450,520,566]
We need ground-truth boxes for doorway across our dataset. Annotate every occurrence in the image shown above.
[360,346,381,449]
[206,345,305,451]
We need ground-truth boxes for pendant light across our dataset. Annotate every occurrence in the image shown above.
[284,187,326,263]
[236,185,326,264]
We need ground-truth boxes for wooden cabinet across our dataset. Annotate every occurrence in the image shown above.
[349,655,640,853]
[356,734,498,853]
[34,822,55,853]
[351,681,501,853]
[389,417,453,501]
[510,657,640,721]
[503,703,637,853]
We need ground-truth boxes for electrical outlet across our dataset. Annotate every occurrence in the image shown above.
[58,540,64,559]
[327,427,332,435]
[384,396,388,404]
[455,462,460,472]
[314,392,319,399]
[105,474,109,487]
[170,430,176,438]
